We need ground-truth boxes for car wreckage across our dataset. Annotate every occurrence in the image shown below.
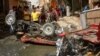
[5,9,62,45]
[5,8,100,56]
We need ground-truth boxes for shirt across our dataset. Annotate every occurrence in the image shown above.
[31,12,39,21]
[24,11,30,21]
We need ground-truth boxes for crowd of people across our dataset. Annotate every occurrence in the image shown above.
[10,5,66,25]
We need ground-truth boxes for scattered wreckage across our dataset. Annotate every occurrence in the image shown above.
[5,10,62,45]
[58,24,100,56]
[5,8,100,56]
[58,8,100,56]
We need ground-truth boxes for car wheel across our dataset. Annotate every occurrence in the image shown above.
[29,23,41,36]
[5,14,16,25]
[42,23,55,36]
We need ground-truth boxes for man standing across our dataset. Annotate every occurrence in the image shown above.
[31,7,40,23]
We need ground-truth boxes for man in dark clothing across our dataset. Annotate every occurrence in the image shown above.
[15,6,24,40]
[16,6,24,20]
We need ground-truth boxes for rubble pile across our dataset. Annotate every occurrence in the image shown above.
[57,16,82,32]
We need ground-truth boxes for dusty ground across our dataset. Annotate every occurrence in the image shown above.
[20,45,56,56]
[0,35,56,56]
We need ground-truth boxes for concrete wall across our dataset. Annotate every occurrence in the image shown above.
[86,9,100,24]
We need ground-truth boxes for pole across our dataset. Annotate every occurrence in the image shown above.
[80,0,83,12]
[71,0,75,15]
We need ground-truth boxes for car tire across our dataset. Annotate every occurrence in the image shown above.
[5,14,16,25]
[29,23,41,36]
[42,23,55,36]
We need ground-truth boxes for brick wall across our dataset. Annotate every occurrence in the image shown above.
[9,0,18,9]
[86,9,100,25]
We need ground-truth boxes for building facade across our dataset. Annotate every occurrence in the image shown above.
[0,0,18,16]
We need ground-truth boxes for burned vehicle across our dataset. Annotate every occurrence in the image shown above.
[5,9,61,45]
[5,9,41,35]
[5,8,58,35]
[5,13,59,36]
